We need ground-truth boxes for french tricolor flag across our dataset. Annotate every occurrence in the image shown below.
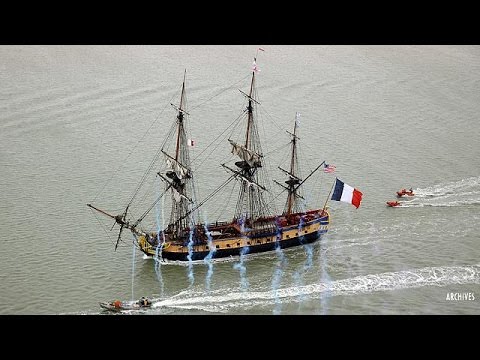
[331,178,363,209]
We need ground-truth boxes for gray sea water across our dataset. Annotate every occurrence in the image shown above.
[0,45,479,315]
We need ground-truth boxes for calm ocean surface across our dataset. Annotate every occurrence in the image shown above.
[0,45,479,314]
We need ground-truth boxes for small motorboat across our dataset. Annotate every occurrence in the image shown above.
[386,201,401,207]
[100,297,152,312]
[396,188,414,198]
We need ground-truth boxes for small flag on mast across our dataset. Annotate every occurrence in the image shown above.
[324,163,336,173]
[295,112,301,127]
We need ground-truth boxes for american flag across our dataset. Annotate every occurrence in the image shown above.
[324,163,336,173]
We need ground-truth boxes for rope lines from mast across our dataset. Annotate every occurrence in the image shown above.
[265,186,289,209]
[169,174,237,229]
[263,141,291,157]
[191,109,247,169]
[258,106,289,136]
[189,74,251,112]
[95,73,255,211]
[212,178,238,223]
[89,206,129,248]
[116,75,250,229]
[227,85,275,221]
[133,184,173,227]
[126,120,177,210]
[92,90,180,205]
[255,106,279,215]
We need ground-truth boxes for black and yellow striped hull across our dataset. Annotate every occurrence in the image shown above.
[137,211,329,262]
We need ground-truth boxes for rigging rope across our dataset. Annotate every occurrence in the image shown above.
[213,178,238,222]
[127,120,177,208]
[134,184,173,226]
[92,90,180,204]
[189,74,251,112]
[191,109,247,168]
[264,141,291,157]
[170,174,236,228]
[258,106,289,135]
[89,208,127,248]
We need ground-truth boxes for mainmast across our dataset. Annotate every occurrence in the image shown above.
[245,71,255,148]
[175,71,186,161]
[225,55,272,225]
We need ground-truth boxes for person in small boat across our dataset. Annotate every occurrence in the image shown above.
[138,297,151,307]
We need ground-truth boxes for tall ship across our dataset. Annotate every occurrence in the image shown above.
[88,53,332,262]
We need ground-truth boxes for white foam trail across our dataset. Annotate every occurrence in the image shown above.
[322,239,382,254]
[152,264,480,313]
[399,200,480,208]
[395,177,480,208]
[203,220,216,291]
[414,176,480,198]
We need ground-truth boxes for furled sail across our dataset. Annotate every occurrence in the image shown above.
[172,187,190,203]
[228,139,262,167]
[165,157,190,179]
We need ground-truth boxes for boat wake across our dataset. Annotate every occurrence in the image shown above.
[150,264,480,313]
[399,200,480,208]
[401,176,480,208]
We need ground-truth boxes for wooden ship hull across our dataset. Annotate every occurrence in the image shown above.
[88,52,354,268]
[137,210,329,261]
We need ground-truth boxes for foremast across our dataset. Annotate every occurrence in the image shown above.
[161,71,198,239]
[87,72,199,247]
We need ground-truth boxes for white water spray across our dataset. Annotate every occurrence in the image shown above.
[400,176,480,208]
[233,216,249,291]
[154,190,166,296]
[234,246,250,291]
[292,217,312,306]
[186,229,195,286]
[203,220,216,291]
